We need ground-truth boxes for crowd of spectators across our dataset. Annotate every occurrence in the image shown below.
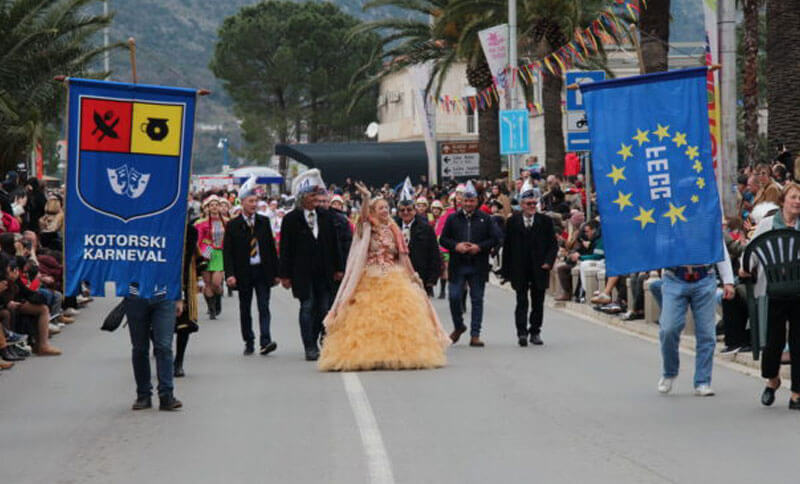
[1,170,92,373]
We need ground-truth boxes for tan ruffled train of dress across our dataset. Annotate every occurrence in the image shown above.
[318,265,446,371]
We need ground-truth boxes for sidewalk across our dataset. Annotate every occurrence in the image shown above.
[549,297,792,384]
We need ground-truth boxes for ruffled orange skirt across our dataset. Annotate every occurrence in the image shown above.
[318,266,446,371]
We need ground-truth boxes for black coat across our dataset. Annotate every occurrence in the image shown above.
[395,214,441,287]
[500,212,558,291]
[223,213,279,285]
[279,207,343,300]
[327,207,353,269]
[439,209,501,281]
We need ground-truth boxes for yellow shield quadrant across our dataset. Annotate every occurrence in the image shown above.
[131,102,184,156]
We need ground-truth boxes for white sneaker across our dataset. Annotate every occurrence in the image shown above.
[694,385,715,397]
[63,308,80,317]
[48,323,61,335]
[658,377,674,394]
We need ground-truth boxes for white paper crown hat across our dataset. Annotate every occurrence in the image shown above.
[520,177,537,199]
[238,174,258,200]
[463,180,478,198]
[398,177,414,204]
[292,168,326,196]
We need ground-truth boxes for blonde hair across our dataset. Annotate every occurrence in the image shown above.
[779,182,800,206]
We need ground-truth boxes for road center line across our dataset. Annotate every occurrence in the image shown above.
[342,372,395,484]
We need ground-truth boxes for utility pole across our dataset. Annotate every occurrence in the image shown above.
[718,0,738,218]
[508,0,519,176]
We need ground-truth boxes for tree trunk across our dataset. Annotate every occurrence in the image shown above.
[639,0,671,73]
[466,57,501,178]
[478,105,500,178]
[766,0,800,157]
[742,0,761,167]
[542,70,565,175]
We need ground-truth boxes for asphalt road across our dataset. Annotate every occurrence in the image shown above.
[2,284,798,484]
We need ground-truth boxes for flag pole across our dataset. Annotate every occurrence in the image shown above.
[128,37,138,84]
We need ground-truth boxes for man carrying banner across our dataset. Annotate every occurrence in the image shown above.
[580,66,737,397]
[279,170,343,361]
[223,176,280,356]
[500,179,558,346]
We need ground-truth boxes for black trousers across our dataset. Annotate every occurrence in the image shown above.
[722,285,749,348]
[237,266,272,346]
[761,299,800,393]
[514,279,546,337]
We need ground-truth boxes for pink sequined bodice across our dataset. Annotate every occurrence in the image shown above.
[365,223,399,270]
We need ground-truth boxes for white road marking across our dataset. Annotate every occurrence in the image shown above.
[342,372,395,484]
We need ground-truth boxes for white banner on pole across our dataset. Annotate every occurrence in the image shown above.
[410,63,438,184]
[478,24,509,86]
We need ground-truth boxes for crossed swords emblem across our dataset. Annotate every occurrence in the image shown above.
[92,110,119,141]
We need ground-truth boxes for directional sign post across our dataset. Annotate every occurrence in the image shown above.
[499,109,530,155]
[566,70,605,152]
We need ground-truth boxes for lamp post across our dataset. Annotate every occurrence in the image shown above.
[508,0,520,176]
[217,137,229,173]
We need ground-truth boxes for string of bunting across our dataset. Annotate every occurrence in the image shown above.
[428,0,643,115]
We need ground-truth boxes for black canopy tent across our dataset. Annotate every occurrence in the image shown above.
[275,141,428,187]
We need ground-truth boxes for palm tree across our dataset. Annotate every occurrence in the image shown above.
[638,0,670,73]
[442,0,631,175]
[765,0,800,160]
[740,0,761,167]
[0,0,117,173]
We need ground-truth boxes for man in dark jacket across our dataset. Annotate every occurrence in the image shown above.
[439,181,501,347]
[396,199,441,296]
[324,193,352,270]
[279,174,343,361]
[500,188,558,346]
[223,184,280,356]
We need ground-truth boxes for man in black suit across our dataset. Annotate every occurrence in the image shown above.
[500,185,558,346]
[396,198,441,296]
[279,172,343,361]
[223,182,279,356]
[439,181,501,347]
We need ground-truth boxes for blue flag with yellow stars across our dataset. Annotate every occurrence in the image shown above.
[581,67,723,276]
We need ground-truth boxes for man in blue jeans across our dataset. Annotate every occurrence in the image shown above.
[126,286,183,411]
[440,181,501,347]
[657,244,734,396]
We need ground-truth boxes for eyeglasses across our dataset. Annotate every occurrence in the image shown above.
[398,207,414,212]
[521,201,537,206]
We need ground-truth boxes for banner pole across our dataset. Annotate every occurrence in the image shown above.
[128,37,138,84]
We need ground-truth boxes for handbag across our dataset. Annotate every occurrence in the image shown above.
[101,300,127,332]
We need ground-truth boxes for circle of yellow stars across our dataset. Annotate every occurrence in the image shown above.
[607,123,706,230]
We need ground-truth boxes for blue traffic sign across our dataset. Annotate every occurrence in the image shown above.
[566,71,606,111]
[499,109,530,155]
[566,131,592,152]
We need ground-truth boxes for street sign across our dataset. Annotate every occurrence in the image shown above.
[567,111,588,133]
[566,71,606,111]
[440,141,480,179]
[499,109,529,155]
[566,71,605,152]
[566,132,592,152]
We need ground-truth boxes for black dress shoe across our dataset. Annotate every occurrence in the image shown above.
[761,386,777,406]
[132,396,152,410]
[530,334,543,346]
[243,343,255,355]
[0,346,24,361]
[260,341,277,356]
[790,398,800,410]
[518,336,528,347]
[159,394,183,411]
[174,365,185,378]
[305,348,320,361]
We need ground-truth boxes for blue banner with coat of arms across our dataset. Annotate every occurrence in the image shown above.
[65,78,196,299]
[581,67,723,276]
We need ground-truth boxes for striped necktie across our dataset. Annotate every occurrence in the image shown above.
[249,217,257,258]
